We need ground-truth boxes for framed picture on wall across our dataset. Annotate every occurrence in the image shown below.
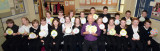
[151,2,160,20]
[33,0,39,14]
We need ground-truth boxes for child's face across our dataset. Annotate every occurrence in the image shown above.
[142,12,147,17]
[41,20,46,25]
[65,17,71,23]
[126,12,131,17]
[70,12,74,17]
[22,18,28,25]
[97,19,102,25]
[132,20,139,26]
[144,22,151,28]
[33,22,39,28]
[7,23,13,27]
[80,13,85,17]
[58,12,63,16]
[90,9,96,14]
[46,13,51,17]
[115,15,120,19]
[109,20,114,25]
[120,20,126,26]
[75,18,80,24]
[53,20,59,26]
[103,9,108,13]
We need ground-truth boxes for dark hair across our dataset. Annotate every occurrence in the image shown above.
[64,16,71,22]
[125,10,131,14]
[32,19,39,25]
[52,18,61,28]
[142,10,148,14]
[58,9,63,13]
[68,10,74,16]
[115,13,120,16]
[109,17,115,23]
[6,19,14,24]
[40,17,46,21]
[90,7,96,10]
[144,20,152,24]
[80,11,85,14]
[120,19,128,29]
[103,6,108,10]
[74,17,82,27]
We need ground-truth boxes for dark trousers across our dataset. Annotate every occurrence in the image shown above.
[83,40,98,51]
[28,39,41,51]
[2,40,12,51]
[97,36,105,51]
[105,35,117,51]
[142,39,159,51]
[130,40,143,51]
[117,37,129,51]
[63,35,76,51]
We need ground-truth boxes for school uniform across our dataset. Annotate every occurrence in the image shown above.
[28,26,41,51]
[139,26,159,51]
[72,25,83,51]
[50,25,64,51]
[46,17,54,25]
[19,24,32,51]
[98,13,111,24]
[115,25,129,51]
[81,22,101,51]
[126,25,143,51]
[39,24,52,51]
[97,25,106,51]
[62,23,75,51]
[105,24,118,51]
[138,17,149,26]
[79,16,88,25]
[121,17,132,26]
[2,25,19,51]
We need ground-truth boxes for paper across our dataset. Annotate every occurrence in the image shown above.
[80,0,85,4]
[91,0,96,3]
[11,9,15,15]
[65,1,69,6]
[108,0,112,4]
[150,1,156,6]
[86,0,90,4]
[112,0,117,3]
[8,0,14,7]
[0,0,10,13]
[102,0,106,4]
[69,1,74,5]
[97,0,102,3]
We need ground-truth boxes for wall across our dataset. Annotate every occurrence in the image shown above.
[0,0,40,51]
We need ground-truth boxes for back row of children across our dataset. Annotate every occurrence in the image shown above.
[2,6,159,51]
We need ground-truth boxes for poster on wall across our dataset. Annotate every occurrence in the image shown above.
[102,0,106,4]
[151,2,160,20]
[65,1,69,6]
[0,0,10,13]
[80,0,85,4]
[86,0,90,4]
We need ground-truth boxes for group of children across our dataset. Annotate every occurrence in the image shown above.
[2,6,159,51]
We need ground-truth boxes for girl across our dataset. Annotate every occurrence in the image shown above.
[115,19,129,51]
[127,18,143,51]
[69,10,75,24]
[18,17,32,51]
[79,11,87,25]
[72,17,83,51]
[139,20,159,51]
[39,17,52,51]
[96,17,106,51]
[2,19,19,51]
[62,16,74,51]
[46,11,54,25]
[105,17,118,51]
[50,18,63,51]
[28,19,41,51]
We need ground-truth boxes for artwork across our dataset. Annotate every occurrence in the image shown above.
[151,2,160,20]
[0,0,10,13]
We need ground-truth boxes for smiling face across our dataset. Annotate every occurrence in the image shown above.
[90,9,96,14]
[46,12,51,18]
[75,18,80,25]
[103,9,108,14]
[65,17,71,23]
[120,20,126,27]
[126,12,131,18]
[87,15,94,24]
[22,18,29,25]
[41,20,46,25]
[97,18,102,25]
[144,22,151,28]
[7,23,13,28]
[53,20,59,27]
[132,20,139,26]
[33,22,39,28]
[142,12,147,17]
[80,12,85,18]
[109,19,114,25]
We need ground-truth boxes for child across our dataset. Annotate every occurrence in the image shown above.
[96,17,106,51]
[127,18,143,51]
[139,20,159,51]
[18,17,32,51]
[46,11,54,25]
[39,17,52,51]
[72,17,83,51]
[79,11,87,25]
[138,10,150,26]
[99,6,111,24]
[57,10,65,23]
[115,13,120,25]
[28,19,41,51]
[50,18,63,51]
[2,19,19,51]
[62,16,74,51]
[121,10,132,26]
[69,10,75,24]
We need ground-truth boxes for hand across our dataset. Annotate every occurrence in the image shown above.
[149,34,154,37]
[91,33,98,36]
[4,33,7,36]
[53,42,56,45]
[17,32,21,35]
[83,31,90,35]
[13,33,17,36]
[118,34,121,37]
[40,36,43,39]
[107,32,110,35]
[114,34,118,36]
[71,32,75,35]
[132,38,136,40]
[103,29,106,32]
[148,40,151,45]
[41,40,44,43]
[63,28,66,33]
[52,37,55,39]
[125,35,128,38]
